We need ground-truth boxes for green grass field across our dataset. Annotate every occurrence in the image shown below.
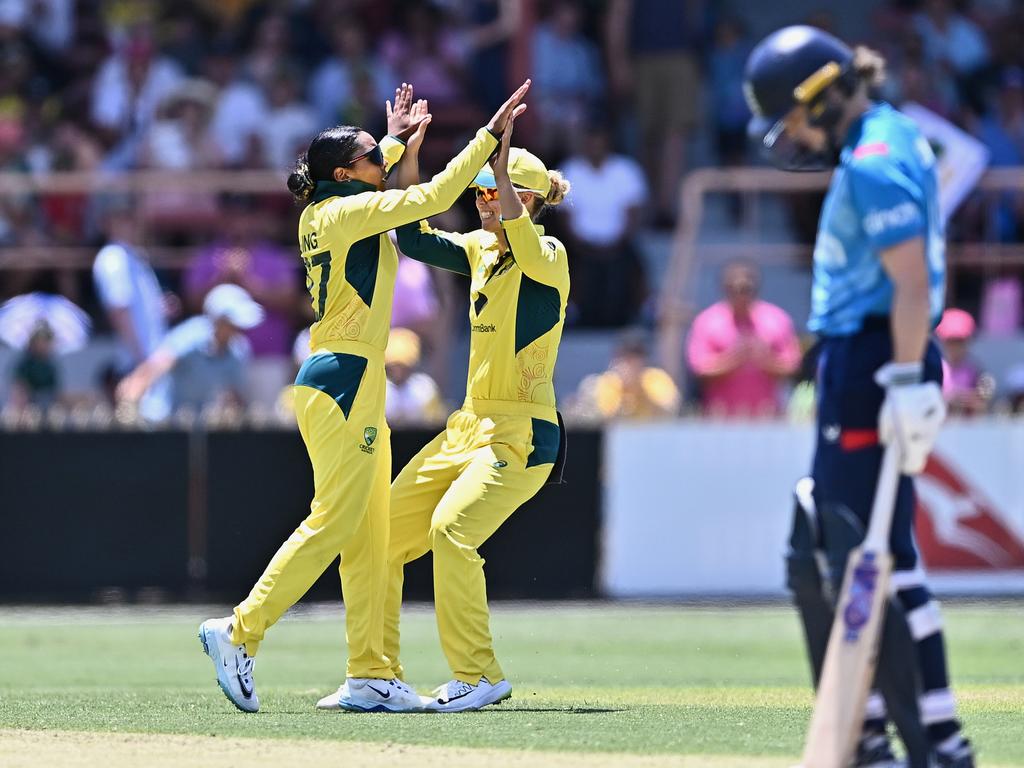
[0,603,1021,766]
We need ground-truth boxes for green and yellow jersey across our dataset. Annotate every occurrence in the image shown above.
[396,212,570,422]
[298,129,499,358]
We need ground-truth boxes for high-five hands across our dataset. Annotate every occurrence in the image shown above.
[387,83,430,142]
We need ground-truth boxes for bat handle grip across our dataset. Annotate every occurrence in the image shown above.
[863,444,901,553]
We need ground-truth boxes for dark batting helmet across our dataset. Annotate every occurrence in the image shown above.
[743,25,857,170]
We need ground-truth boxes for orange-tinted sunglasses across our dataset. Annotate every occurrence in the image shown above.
[475,187,500,202]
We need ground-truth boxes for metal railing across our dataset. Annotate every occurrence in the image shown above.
[656,167,1024,383]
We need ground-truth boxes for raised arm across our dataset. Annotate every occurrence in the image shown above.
[494,115,568,289]
[338,81,531,240]
[392,98,472,274]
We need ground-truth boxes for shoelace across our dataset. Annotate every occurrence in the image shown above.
[236,648,255,683]
[433,680,474,702]
[389,679,415,696]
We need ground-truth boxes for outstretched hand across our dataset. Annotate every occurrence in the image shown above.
[387,83,429,141]
[492,107,523,179]
[405,99,431,154]
[486,79,530,135]
[493,112,527,221]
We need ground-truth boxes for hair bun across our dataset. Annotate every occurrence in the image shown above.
[545,170,570,206]
[287,157,314,202]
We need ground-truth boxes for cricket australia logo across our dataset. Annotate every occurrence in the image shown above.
[360,426,377,454]
[842,552,878,642]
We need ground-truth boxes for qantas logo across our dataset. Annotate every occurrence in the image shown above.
[915,455,1024,569]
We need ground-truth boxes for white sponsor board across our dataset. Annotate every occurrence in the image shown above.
[602,419,1024,596]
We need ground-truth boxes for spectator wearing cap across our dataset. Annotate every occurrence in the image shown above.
[560,124,648,327]
[116,284,263,419]
[687,261,801,417]
[384,328,445,425]
[184,194,301,359]
[573,331,679,420]
[936,308,994,416]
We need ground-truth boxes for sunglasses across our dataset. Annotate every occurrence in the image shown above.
[347,144,384,167]
[475,188,500,202]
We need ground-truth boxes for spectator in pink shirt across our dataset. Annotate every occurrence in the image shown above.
[687,261,801,417]
[935,308,993,416]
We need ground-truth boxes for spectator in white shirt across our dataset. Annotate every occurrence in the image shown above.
[117,284,263,419]
[560,124,649,327]
[91,30,183,144]
[92,200,170,419]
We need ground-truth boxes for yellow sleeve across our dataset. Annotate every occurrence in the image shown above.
[380,135,406,173]
[334,128,498,240]
[501,212,569,291]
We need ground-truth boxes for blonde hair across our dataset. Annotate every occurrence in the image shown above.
[852,45,887,89]
[545,170,570,206]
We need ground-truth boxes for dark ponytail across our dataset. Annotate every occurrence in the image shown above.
[286,125,364,203]
[287,156,314,202]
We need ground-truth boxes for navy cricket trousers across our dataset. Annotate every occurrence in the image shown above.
[811,320,944,571]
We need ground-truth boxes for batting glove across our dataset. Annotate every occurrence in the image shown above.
[874,361,946,475]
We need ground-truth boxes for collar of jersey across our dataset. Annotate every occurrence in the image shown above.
[841,101,889,154]
[311,179,377,203]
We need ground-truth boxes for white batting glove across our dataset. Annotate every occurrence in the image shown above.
[874,362,946,475]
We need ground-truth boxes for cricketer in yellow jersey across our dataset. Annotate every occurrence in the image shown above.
[200,81,533,715]
[371,106,569,712]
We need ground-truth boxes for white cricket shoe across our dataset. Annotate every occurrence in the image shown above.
[317,678,425,712]
[424,677,512,712]
[198,617,258,713]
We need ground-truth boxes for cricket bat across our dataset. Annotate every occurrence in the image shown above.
[800,444,902,768]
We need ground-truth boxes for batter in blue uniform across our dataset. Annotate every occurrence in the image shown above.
[744,26,973,768]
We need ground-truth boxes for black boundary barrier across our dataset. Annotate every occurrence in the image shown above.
[0,427,602,602]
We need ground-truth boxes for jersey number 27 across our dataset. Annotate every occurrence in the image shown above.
[303,251,331,322]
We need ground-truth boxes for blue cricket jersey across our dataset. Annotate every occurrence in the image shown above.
[808,102,946,336]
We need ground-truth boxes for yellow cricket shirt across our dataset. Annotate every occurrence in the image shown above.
[298,129,499,358]
[396,211,570,422]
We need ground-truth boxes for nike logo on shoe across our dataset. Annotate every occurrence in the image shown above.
[366,684,391,699]
[238,674,253,698]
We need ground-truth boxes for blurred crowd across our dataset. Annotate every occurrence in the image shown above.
[3,0,1024,423]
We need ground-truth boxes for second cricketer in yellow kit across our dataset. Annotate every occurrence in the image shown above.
[199,81,533,715]
[380,114,570,712]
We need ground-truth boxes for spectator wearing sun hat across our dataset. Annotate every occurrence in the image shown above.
[936,308,994,416]
[384,328,445,425]
[116,284,264,418]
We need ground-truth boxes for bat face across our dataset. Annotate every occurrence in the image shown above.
[842,551,880,642]
[801,547,893,768]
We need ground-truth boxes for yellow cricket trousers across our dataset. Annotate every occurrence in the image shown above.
[232,344,393,679]
[385,401,562,684]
